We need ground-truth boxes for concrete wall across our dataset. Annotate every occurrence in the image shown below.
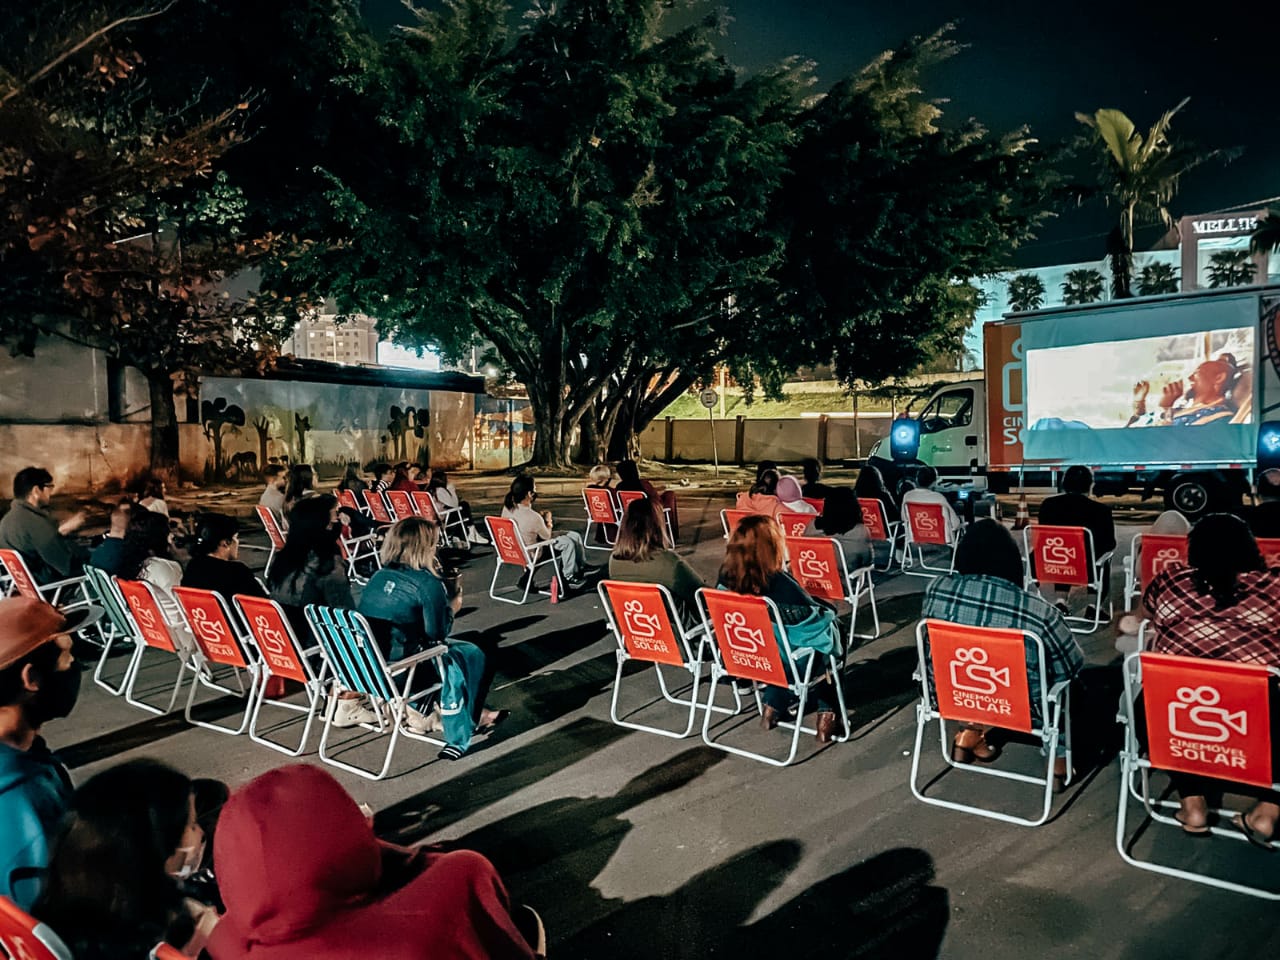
[637,415,894,465]
[0,423,150,498]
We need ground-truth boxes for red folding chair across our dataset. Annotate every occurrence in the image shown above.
[1123,532,1189,611]
[1024,524,1114,633]
[858,497,901,573]
[484,515,563,605]
[255,505,286,580]
[599,580,741,739]
[1117,651,1280,898]
[385,489,417,521]
[0,896,72,960]
[720,508,753,540]
[583,487,621,551]
[0,548,91,611]
[695,588,849,767]
[335,487,365,517]
[172,587,258,735]
[786,536,880,651]
[1257,537,1280,568]
[234,593,331,757]
[910,619,1072,826]
[901,501,960,578]
[114,578,197,716]
[617,490,675,546]
[362,489,395,525]
[802,497,826,513]
[776,511,814,539]
[410,489,438,521]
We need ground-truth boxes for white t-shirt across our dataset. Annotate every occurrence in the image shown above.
[433,484,460,510]
[901,487,963,535]
[501,504,551,544]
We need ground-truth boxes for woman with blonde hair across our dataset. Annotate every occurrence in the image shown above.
[717,514,842,742]
[358,517,508,760]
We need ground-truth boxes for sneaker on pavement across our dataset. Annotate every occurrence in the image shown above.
[332,697,378,728]
[402,704,443,735]
[468,527,489,545]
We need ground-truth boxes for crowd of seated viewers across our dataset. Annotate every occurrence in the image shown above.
[11,454,1280,954]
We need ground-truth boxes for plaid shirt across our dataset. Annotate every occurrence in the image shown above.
[1145,567,1280,665]
[921,574,1085,719]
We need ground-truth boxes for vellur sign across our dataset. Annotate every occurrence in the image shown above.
[1190,216,1259,236]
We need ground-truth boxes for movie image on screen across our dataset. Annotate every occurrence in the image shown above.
[1023,325,1254,465]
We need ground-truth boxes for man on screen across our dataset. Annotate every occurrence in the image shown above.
[1130,358,1238,427]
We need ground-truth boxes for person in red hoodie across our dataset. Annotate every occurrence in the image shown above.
[206,764,544,960]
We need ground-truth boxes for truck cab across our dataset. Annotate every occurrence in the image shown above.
[868,377,986,479]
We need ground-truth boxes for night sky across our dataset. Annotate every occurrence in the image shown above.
[361,0,1275,266]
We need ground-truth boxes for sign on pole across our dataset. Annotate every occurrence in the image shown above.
[700,389,720,476]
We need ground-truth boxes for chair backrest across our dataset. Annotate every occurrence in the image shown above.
[363,490,394,524]
[802,497,826,513]
[0,897,72,960]
[698,589,790,688]
[904,501,950,546]
[1137,651,1275,789]
[1257,537,1280,568]
[784,536,849,603]
[385,489,417,521]
[304,605,396,701]
[921,619,1035,734]
[1026,524,1093,587]
[485,516,531,567]
[0,549,41,599]
[233,594,312,684]
[1136,533,1189,594]
[857,498,892,543]
[335,488,362,515]
[172,587,251,669]
[583,487,619,524]
[410,490,439,522]
[721,509,752,538]
[115,579,179,652]
[776,511,813,539]
[83,565,135,638]
[599,580,689,666]
[255,505,286,551]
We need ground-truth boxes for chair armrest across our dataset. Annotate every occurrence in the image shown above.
[41,575,86,592]
[388,644,449,676]
[1046,678,1072,704]
[1095,550,1116,566]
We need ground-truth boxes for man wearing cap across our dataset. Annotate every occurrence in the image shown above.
[0,467,88,582]
[0,596,99,908]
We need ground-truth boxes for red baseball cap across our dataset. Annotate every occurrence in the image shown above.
[0,597,102,670]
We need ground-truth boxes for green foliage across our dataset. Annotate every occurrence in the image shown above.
[1061,268,1105,305]
[1007,273,1046,312]
[1206,249,1256,288]
[1136,260,1179,295]
[1250,209,1280,257]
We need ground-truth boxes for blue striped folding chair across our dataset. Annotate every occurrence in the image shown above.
[82,565,138,695]
[304,604,449,781]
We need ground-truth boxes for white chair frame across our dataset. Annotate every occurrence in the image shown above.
[1022,526,1115,634]
[583,489,621,552]
[859,498,902,574]
[484,516,565,605]
[899,501,961,578]
[909,620,1072,827]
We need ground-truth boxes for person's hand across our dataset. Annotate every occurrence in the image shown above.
[450,592,464,613]
[58,511,86,536]
[541,509,554,528]
[1160,379,1183,410]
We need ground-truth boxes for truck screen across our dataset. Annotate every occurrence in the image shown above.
[1023,324,1255,465]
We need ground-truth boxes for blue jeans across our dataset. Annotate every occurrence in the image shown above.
[760,648,836,714]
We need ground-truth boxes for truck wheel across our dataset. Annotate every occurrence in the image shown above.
[1163,474,1221,519]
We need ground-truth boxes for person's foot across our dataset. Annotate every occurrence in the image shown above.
[1235,801,1280,848]
[760,705,779,731]
[468,527,489,545]
[476,708,510,734]
[816,711,841,744]
[1175,796,1211,835]
[1054,600,1070,617]
[332,696,378,728]
[953,727,1000,764]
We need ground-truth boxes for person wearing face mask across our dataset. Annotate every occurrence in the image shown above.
[182,513,266,602]
[35,759,221,959]
[0,597,99,909]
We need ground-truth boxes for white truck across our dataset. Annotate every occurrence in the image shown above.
[869,284,1280,518]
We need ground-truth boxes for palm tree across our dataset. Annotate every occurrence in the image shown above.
[1007,273,1046,312]
[1205,249,1256,288]
[1251,208,1280,256]
[1076,99,1232,298]
[1061,268,1104,305]
[1136,261,1179,296]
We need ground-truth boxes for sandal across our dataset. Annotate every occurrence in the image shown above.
[952,729,1001,765]
[476,709,511,734]
[1174,811,1211,836]
[1233,812,1276,851]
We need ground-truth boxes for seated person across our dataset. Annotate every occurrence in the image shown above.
[181,513,266,602]
[358,518,508,759]
[1246,468,1280,540]
[283,464,317,516]
[338,462,369,499]
[137,476,170,517]
[805,487,872,570]
[736,468,781,518]
[853,463,899,525]
[35,759,220,959]
[616,459,679,539]
[1115,509,1191,652]
[501,475,591,591]
[369,462,394,495]
[775,475,816,515]
[428,468,487,544]
[608,498,704,623]
[1144,514,1280,840]
[0,467,88,582]
[901,466,962,536]
[1037,465,1116,612]
[258,464,287,516]
[799,458,834,503]
[206,765,544,959]
[585,464,617,545]
[119,509,194,653]
[920,520,1083,779]
[390,463,418,493]
[87,500,133,576]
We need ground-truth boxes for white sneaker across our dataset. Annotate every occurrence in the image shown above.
[468,527,489,544]
[402,703,443,735]
[331,696,378,728]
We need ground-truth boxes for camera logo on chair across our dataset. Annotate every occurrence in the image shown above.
[621,599,666,655]
[1151,547,1183,576]
[796,549,829,582]
[1169,685,1247,743]
[913,511,939,533]
[1041,537,1075,566]
[949,647,1010,696]
[719,609,774,675]
[496,528,519,557]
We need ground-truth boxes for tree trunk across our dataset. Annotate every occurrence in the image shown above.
[576,403,602,465]
[147,371,180,484]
